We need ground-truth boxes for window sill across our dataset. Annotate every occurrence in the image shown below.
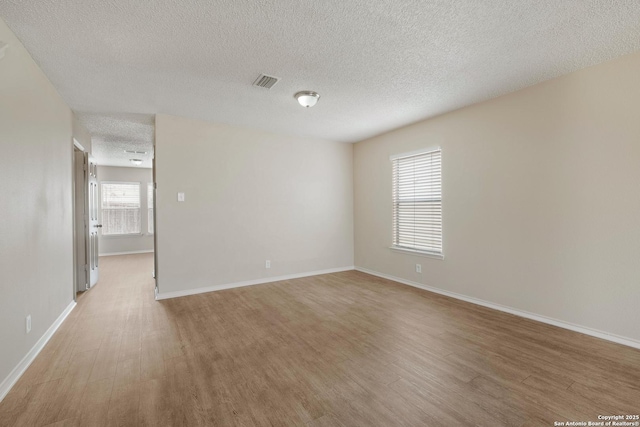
[389,246,444,260]
[102,233,144,239]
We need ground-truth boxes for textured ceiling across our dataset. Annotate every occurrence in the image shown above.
[2,1,640,160]
[80,113,154,168]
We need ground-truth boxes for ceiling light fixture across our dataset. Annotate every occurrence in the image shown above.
[124,150,147,154]
[130,159,143,166]
[295,91,320,108]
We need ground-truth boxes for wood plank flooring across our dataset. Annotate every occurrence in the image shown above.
[1,253,639,426]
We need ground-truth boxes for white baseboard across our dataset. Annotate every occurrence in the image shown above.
[99,250,154,257]
[355,266,640,350]
[156,266,355,300]
[0,300,76,402]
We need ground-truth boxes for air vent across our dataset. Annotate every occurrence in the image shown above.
[253,74,279,89]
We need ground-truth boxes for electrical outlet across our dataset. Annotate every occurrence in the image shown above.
[416,264,422,273]
[265,260,271,269]
[26,315,31,334]
[177,192,185,202]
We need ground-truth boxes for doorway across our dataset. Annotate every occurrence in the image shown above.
[72,139,100,297]
[72,141,86,296]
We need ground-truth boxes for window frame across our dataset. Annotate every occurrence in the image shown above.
[100,181,143,237]
[389,147,444,260]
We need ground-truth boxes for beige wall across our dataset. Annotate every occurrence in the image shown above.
[97,166,154,255]
[72,115,91,153]
[354,51,640,342]
[155,114,354,295]
[0,18,75,387]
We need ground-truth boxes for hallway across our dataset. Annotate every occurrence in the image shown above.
[0,254,156,426]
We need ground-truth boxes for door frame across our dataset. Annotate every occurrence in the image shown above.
[71,138,86,300]
[152,156,158,295]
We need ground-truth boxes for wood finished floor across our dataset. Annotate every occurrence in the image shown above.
[1,254,639,426]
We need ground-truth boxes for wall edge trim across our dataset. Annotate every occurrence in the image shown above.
[0,300,77,402]
[156,266,355,300]
[355,266,640,350]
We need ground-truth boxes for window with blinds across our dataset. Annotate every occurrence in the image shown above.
[101,182,141,235]
[147,183,154,234]
[391,148,442,256]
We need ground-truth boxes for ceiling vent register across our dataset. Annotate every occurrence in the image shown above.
[253,74,279,89]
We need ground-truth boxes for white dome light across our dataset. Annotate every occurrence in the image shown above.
[295,91,320,108]
[130,159,143,166]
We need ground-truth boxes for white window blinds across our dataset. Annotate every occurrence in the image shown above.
[392,148,442,255]
[147,183,154,234]
[101,182,141,235]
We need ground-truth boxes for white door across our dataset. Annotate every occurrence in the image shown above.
[74,148,88,292]
[87,156,100,287]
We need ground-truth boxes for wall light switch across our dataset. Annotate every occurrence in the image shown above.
[177,192,185,202]
[26,315,31,334]
[416,264,422,273]
[265,260,271,269]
